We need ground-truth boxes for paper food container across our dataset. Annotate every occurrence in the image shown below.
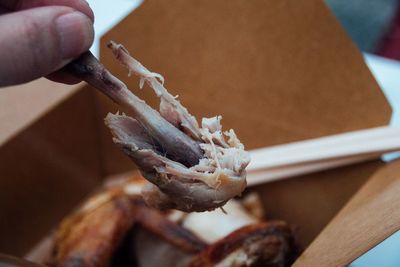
[0,0,396,266]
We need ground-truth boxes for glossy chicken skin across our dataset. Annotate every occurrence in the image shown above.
[50,174,297,267]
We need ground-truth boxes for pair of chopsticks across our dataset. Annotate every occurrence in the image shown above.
[246,126,400,186]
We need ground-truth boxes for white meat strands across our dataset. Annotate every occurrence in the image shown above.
[105,41,250,212]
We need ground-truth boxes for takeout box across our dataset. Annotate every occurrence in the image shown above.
[0,0,394,264]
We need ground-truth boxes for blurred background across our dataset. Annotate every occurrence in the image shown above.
[89,0,400,61]
[325,0,400,60]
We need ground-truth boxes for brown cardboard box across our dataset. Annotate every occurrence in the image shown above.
[0,0,393,264]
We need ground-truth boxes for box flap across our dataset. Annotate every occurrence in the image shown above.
[0,88,103,255]
[0,79,81,147]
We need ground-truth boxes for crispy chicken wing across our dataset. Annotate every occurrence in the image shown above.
[51,175,206,267]
[50,174,297,267]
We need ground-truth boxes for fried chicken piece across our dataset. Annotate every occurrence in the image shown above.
[188,222,297,267]
[52,196,135,267]
[68,44,250,212]
[133,193,297,267]
[51,174,297,267]
[50,176,205,267]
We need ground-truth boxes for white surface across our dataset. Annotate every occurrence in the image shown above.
[86,0,142,56]
[84,1,400,265]
[365,54,400,126]
[365,54,400,162]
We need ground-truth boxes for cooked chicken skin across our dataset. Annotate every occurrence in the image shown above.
[50,174,297,267]
[69,43,250,212]
[51,175,206,267]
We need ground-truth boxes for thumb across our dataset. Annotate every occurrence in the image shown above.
[0,6,94,86]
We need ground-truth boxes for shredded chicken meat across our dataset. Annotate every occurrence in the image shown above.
[68,43,250,212]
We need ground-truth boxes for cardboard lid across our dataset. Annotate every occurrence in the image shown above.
[98,0,391,247]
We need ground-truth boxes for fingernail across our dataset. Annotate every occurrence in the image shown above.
[56,11,94,60]
[80,0,95,22]
[82,0,91,8]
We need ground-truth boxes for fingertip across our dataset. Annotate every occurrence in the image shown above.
[15,0,95,22]
[56,11,94,60]
[80,0,95,22]
[0,6,94,86]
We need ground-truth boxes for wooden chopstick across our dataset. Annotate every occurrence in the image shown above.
[247,153,382,186]
[246,126,400,186]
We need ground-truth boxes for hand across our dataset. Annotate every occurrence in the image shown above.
[0,0,95,87]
